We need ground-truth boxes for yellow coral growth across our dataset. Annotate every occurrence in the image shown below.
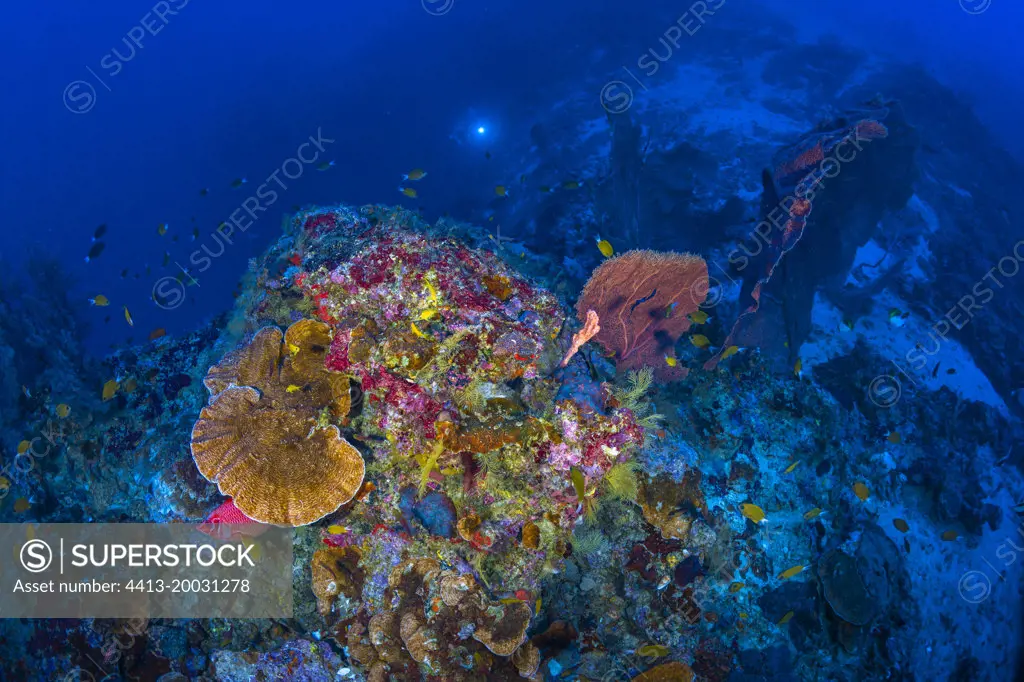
[603,460,640,501]
[191,321,365,526]
[632,661,694,682]
[521,521,540,550]
[203,322,352,419]
[311,546,363,619]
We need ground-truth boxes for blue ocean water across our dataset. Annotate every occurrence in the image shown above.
[1,1,1023,680]
[0,0,1020,349]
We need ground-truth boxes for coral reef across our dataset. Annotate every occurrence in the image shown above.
[5,28,1024,681]
[345,557,536,681]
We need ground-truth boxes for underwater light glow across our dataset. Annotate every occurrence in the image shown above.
[477,126,486,135]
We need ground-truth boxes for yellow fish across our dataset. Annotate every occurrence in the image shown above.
[424,279,438,304]
[562,180,582,190]
[0,476,9,491]
[123,305,134,327]
[403,169,427,181]
[418,309,438,321]
[740,503,766,524]
[439,467,461,476]
[853,482,870,501]
[286,385,302,393]
[664,355,677,367]
[17,441,30,455]
[399,187,418,198]
[326,524,348,535]
[778,611,795,625]
[595,235,614,258]
[690,334,711,349]
[288,343,300,355]
[535,597,542,614]
[728,582,745,593]
[803,507,822,520]
[887,431,902,444]
[688,310,709,325]
[893,518,910,533]
[784,460,801,474]
[56,404,71,419]
[720,345,740,360]
[123,378,138,393]
[636,645,670,658]
[794,358,803,378]
[89,295,110,306]
[738,612,748,619]
[13,498,30,513]
[495,185,509,197]
[102,379,119,401]
[570,466,586,502]
[777,564,805,580]
[242,538,262,561]
[410,321,429,339]
[157,223,169,236]
[941,530,960,541]
[231,178,247,188]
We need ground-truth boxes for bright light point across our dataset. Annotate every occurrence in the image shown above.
[477,127,486,134]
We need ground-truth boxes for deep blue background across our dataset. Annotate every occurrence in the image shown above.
[0,0,1020,354]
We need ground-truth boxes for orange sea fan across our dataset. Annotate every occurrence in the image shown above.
[576,250,708,381]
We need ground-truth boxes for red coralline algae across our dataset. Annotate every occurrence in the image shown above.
[304,212,338,236]
[576,250,708,380]
[324,328,353,373]
[360,366,443,438]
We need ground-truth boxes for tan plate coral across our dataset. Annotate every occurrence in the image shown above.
[191,320,364,526]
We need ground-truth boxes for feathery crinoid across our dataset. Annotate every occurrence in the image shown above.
[613,367,664,430]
